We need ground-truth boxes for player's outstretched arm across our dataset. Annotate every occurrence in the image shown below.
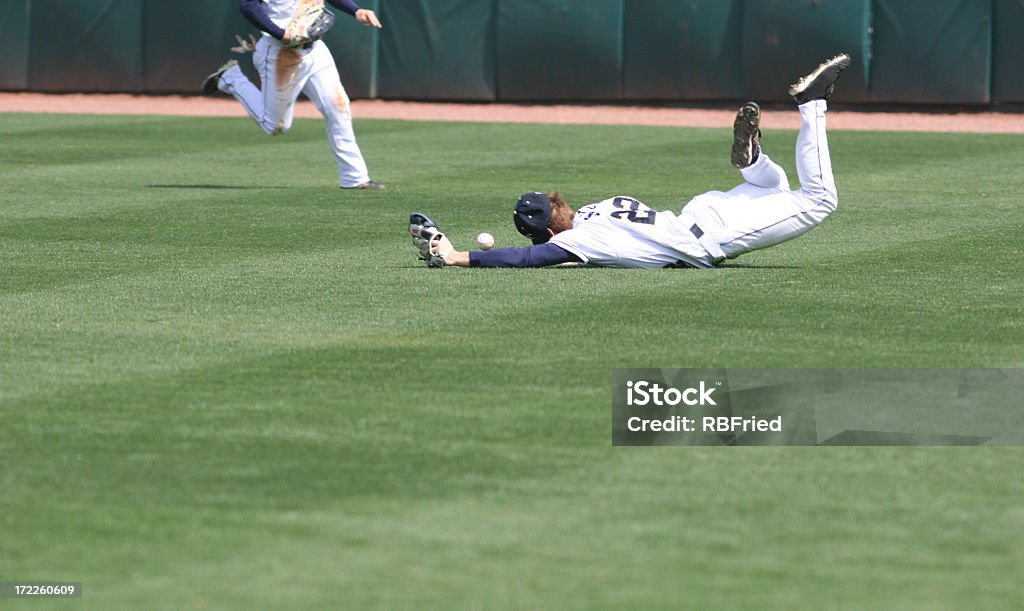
[463,244,581,268]
[423,240,580,269]
[354,9,382,28]
[443,251,472,267]
[410,213,578,268]
[326,0,382,28]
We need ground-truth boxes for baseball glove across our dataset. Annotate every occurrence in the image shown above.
[285,5,336,47]
[409,213,454,268]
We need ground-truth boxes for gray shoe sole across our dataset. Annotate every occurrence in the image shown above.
[788,53,851,104]
[342,181,386,190]
[201,60,237,95]
[731,102,761,169]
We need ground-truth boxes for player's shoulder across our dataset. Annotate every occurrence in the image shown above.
[582,196,624,211]
[575,196,640,221]
[596,195,644,206]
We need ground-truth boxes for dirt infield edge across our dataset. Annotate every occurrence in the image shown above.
[1,92,1022,133]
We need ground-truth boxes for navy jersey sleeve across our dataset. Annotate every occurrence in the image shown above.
[239,0,285,39]
[469,243,581,268]
[326,0,362,16]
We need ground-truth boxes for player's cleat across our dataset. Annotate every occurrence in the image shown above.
[343,180,387,190]
[201,59,238,95]
[731,102,761,169]
[788,53,851,105]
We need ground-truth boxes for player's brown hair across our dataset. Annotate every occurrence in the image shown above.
[547,191,575,235]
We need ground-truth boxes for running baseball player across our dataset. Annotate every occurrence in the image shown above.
[410,54,851,268]
[202,0,385,190]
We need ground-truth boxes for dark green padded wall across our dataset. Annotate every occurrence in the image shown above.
[497,0,624,101]
[2,0,1020,105]
[144,1,256,94]
[143,1,376,97]
[870,0,992,104]
[29,0,144,92]
[992,0,1024,102]
[378,0,495,100]
[624,0,744,101]
[741,0,871,103]
[0,0,29,90]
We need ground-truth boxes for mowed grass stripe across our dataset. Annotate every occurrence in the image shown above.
[1,112,1022,610]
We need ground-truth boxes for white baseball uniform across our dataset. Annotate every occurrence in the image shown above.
[551,99,837,267]
[551,197,714,268]
[216,0,372,188]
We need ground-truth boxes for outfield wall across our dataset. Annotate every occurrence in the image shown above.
[0,0,1020,106]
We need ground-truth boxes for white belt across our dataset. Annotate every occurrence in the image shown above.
[689,222,726,263]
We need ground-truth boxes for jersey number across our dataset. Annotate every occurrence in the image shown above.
[610,197,656,225]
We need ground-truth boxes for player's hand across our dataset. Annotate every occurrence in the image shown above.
[413,230,454,267]
[355,9,382,28]
[230,34,257,54]
[431,233,455,265]
[409,217,453,267]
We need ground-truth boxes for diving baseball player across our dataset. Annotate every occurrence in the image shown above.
[202,0,385,190]
[410,54,851,268]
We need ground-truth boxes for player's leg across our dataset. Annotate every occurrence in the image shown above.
[684,54,849,258]
[212,62,261,122]
[217,37,301,136]
[783,53,852,212]
[301,43,374,189]
[726,153,791,197]
[684,101,834,257]
[725,102,790,198]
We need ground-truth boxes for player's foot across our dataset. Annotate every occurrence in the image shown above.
[343,180,387,190]
[731,102,761,169]
[788,53,851,105]
[201,59,237,95]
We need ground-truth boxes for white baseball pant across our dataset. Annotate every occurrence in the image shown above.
[682,99,838,259]
[216,35,371,188]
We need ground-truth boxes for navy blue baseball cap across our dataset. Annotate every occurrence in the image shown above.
[514,192,553,244]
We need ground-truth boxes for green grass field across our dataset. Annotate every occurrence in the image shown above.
[1,112,1022,609]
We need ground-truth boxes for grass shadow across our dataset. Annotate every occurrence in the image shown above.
[148,184,289,190]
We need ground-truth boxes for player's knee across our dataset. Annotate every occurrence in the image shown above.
[802,187,838,214]
[817,191,839,214]
[259,119,290,136]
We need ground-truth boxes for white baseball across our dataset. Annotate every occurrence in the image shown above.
[475,232,495,250]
